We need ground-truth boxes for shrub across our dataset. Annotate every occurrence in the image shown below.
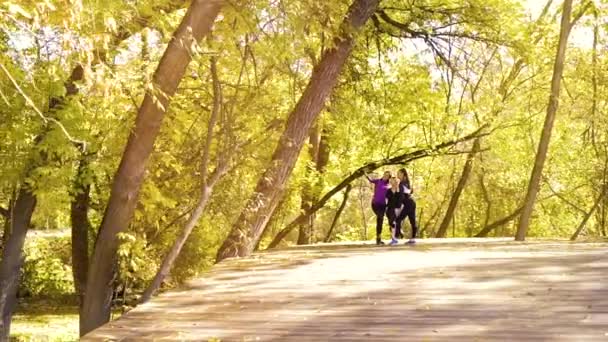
[19,235,74,298]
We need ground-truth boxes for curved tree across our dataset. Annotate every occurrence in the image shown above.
[80,0,224,335]
[516,0,591,240]
[215,0,381,262]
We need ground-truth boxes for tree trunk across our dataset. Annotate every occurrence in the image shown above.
[1,198,12,247]
[436,138,481,238]
[0,188,36,340]
[215,0,380,262]
[268,127,487,248]
[570,186,606,241]
[591,10,607,237]
[296,196,314,245]
[297,123,321,245]
[140,55,224,304]
[515,0,576,241]
[140,186,211,303]
[475,206,523,237]
[357,181,369,239]
[324,184,352,243]
[478,167,492,228]
[80,1,223,336]
[297,124,330,245]
[70,156,92,318]
[600,161,608,237]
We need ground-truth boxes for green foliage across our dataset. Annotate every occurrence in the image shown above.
[2,1,608,334]
[11,297,79,341]
[20,236,74,297]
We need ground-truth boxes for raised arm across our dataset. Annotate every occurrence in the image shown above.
[365,173,375,183]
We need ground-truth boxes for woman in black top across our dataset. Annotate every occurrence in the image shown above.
[385,177,405,245]
[397,168,418,244]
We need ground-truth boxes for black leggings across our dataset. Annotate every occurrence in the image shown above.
[371,202,386,237]
[386,208,403,239]
[399,199,418,239]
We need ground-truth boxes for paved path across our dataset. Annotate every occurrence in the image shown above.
[83,238,608,341]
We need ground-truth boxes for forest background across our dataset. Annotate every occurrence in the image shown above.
[1,0,607,340]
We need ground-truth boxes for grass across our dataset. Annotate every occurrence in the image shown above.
[10,296,135,342]
[10,297,79,342]
[11,313,78,342]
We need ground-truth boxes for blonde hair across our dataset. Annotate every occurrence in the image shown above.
[389,177,399,187]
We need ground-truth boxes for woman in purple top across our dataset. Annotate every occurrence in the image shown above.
[366,171,391,245]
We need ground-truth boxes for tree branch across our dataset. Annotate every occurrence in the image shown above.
[543,176,587,215]
[0,62,87,150]
[570,0,592,27]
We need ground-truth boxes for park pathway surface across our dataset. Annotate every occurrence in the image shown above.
[83,238,608,341]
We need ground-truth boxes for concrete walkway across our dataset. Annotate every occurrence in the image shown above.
[83,239,608,341]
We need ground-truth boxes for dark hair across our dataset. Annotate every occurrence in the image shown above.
[398,168,409,181]
[398,168,413,193]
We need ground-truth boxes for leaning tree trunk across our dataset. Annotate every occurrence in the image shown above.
[600,161,608,236]
[324,184,352,243]
[140,186,212,304]
[297,123,321,245]
[435,138,481,238]
[570,186,606,241]
[0,188,36,340]
[452,1,554,237]
[140,55,225,304]
[297,124,330,245]
[215,0,380,262]
[70,156,92,318]
[474,206,523,238]
[80,1,223,336]
[516,0,580,241]
[591,11,608,238]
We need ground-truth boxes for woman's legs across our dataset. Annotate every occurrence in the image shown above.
[386,209,398,244]
[371,202,386,244]
[405,200,418,241]
[396,211,406,238]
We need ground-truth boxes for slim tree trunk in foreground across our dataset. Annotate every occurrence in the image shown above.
[80,0,223,336]
[140,56,226,304]
[297,125,330,245]
[297,124,321,245]
[0,188,36,341]
[70,156,92,317]
[215,0,380,262]
[516,0,583,241]
[570,186,606,241]
[436,139,481,238]
[324,184,352,243]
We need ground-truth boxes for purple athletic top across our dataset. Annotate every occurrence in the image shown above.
[369,178,390,205]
